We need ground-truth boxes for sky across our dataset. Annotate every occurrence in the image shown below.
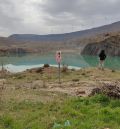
[0,0,120,36]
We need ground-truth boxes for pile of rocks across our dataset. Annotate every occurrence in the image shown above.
[89,82,120,99]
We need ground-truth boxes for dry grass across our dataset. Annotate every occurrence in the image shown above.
[0,67,119,104]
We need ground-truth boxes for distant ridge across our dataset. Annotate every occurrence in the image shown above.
[8,21,120,42]
[1,21,120,56]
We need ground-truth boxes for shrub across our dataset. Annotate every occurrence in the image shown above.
[110,100,120,108]
[2,115,14,128]
[90,94,110,106]
[62,65,68,73]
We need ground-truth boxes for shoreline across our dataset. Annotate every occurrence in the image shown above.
[0,64,81,73]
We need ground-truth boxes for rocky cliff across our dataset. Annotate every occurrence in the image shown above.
[0,48,28,56]
[81,34,120,56]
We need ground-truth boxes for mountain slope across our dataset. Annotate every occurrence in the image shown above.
[0,21,120,56]
[8,21,120,42]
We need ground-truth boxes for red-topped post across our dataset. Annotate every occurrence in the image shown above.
[56,51,62,84]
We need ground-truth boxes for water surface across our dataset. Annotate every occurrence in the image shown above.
[0,53,120,72]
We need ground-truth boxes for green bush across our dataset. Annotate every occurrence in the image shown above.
[90,94,110,106]
[110,100,120,108]
[1,115,14,128]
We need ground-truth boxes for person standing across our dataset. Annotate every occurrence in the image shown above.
[98,50,106,70]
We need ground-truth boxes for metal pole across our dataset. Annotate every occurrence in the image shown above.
[58,62,61,84]
[1,59,4,78]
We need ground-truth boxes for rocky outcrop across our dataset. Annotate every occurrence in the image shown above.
[81,35,120,56]
[89,82,120,99]
[0,48,28,56]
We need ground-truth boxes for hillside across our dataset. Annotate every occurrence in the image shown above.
[8,21,120,42]
[0,21,120,56]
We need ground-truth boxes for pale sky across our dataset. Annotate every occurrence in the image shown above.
[0,0,120,36]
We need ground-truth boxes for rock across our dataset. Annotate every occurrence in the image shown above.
[111,69,115,72]
[36,68,43,73]
[89,82,120,99]
[76,90,86,96]
[71,69,75,71]
[72,79,79,82]
[32,86,37,89]
[90,88,101,95]
[43,64,50,68]
[0,85,4,90]
[15,85,21,90]
[105,33,110,37]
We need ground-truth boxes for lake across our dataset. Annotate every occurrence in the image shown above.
[0,53,120,72]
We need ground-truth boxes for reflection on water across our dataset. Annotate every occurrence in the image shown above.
[83,55,120,70]
[0,53,120,72]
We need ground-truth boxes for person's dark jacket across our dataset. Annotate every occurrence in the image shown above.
[99,51,106,60]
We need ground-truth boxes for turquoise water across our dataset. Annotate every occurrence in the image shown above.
[83,55,120,70]
[0,53,120,72]
[0,54,89,67]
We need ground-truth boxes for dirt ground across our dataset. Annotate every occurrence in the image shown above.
[0,67,120,103]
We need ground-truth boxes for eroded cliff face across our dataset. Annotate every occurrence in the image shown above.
[0,48,28,56]
[81,35,120,56]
